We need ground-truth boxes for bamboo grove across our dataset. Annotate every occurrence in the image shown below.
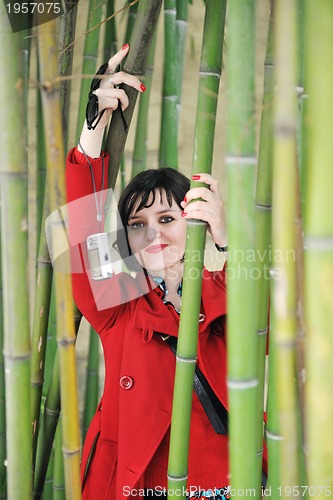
[0,0,332,498]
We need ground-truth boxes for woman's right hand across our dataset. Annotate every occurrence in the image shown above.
[78,43,145,158]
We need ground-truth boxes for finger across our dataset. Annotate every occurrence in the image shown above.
[182,208,217,227]
[184,186,218,204]
[183,200,219,217]
[109,71,145,93]
[107,43,130,73]
[191,173,220,194]
[95,88,129,111]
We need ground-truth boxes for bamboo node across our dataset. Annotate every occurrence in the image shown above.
[175,355,197,364]
[45,407,60,416]
[167,473,188,482]
[304,235,333,251]
[225,155,257,165]
[61,446,81,456]
[256,327,268,336]
[255,202,272,210]
[227,378,258,390]
[57,337,76,347]
[199,69,221,78]
[265,429,284,441]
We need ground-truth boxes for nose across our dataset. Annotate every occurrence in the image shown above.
[146,225,161,242]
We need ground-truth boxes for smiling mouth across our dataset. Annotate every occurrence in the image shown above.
[145,244,168,254]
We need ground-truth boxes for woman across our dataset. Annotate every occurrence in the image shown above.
[66,44,229,500]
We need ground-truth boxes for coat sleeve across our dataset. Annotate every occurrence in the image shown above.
[65,147,134,333]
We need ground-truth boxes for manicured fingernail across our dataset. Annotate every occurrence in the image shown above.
[122,43,129,50]
[192,175,201,180]
[140,83,146,92]
[183,195,187,202]
[181,212,187,217]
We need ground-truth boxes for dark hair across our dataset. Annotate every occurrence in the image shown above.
[116,168,190,267]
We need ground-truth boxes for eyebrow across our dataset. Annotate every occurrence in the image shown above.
[128,208,177,221]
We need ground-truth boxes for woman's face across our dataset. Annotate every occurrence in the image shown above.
[126,191,186,277]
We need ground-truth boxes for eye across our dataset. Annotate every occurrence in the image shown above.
[128,221,144,230]
[160,215,174,223]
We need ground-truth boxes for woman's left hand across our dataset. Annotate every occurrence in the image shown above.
[180,173,227,248]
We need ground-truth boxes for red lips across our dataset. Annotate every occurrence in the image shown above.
[145,244,168,254]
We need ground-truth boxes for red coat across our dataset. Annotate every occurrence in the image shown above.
[66,148,228,499]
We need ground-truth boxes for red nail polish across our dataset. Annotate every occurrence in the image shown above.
[181,212,187,217]
[192,175,201,180]
[183,195,187,202]
[122,43,129,50]
[140,83,146,92]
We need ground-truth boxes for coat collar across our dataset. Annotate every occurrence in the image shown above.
[130,267,227,337]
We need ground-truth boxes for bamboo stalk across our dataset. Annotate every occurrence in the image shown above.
[105,0,163,188]
[124,0,139,49]
[0,232,6,498]
[271,0,301,495]
[304,0,333,492]
[103,0,118,63]
[83,329,100,440]
[75,0,104,140]
[37,13,81,499]
[59,0,78,148]
[41,452,54,499]
[225,0,259,495]
[36,87,47,245]
[167,1,226,497]
[176,0,188,104]
[159,0,178,169]
[254,3,273,489]
[0,6,32,498]
[53,419,65,500]
[131,32,157,177]
[30,200,53,470]
[34,353,61,499]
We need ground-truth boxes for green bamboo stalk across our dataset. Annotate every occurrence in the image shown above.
[31,187,53,468]
[0,231,6,498]
[131,32,157,177]
[124,0,139,45]
[294,0,307,436]
[304,0,333,493]
[0,7,32,499]
[159,0,178,169]
[83,328,100,440]
[37,14,81,499]
[271,0,301,495]
[105,0,163,189]
[33,304,82,497]
[34,353,61,499]
[41,451,54,499]
[59,0,78,149]
[167,1,226,497]
[225,0,259,496]
[254,3,273,489]
[75,0,104,140]
[36,88,47,245]
[103,0,118,62]
[176,0,188,105]
[53,419,65,500]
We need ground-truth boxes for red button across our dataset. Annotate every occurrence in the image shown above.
[120,376,134,390]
